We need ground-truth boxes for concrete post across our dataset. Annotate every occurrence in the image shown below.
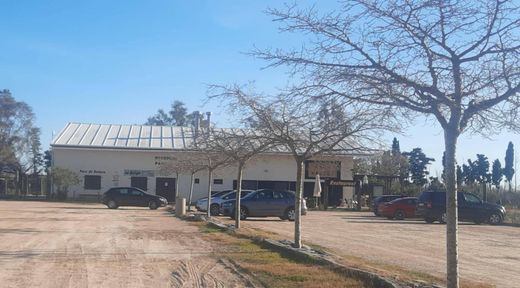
[176,197,186,217]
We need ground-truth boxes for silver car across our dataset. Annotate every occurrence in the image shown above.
[196,190,254,215]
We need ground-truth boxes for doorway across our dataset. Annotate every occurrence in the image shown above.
[155,177,176,202]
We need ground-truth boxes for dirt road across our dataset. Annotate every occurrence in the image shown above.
[0,201,254,288]
[229,211,520,288]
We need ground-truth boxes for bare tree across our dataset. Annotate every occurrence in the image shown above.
[203,127,273,228]
[256,1,520,286]
[194,130,232,218]
[213,85,393,248]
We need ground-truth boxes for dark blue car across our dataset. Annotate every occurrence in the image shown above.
[416,191,506,225]
[220,189,307,221]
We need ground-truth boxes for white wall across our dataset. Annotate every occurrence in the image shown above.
[52,147,354,201]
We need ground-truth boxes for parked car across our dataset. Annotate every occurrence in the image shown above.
[378,197,418,220]
[372,195,405,216]
[196,190,254,215]
[416,191,506,225]
[220,189,307,221]
[101,187,167,209]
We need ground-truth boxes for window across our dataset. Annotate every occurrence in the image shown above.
[255,190,273,200]
[130,189,143,196]
[273,191,286,199]
[213,179,223,185]
[131,177,148,191]
[118,188,130,195]
[194,178,200,184]
[84,175,101,190]
[464,193,481,203]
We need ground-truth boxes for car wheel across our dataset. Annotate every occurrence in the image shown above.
[210,204,220,216]
[239,206,248,220]
[107,200,118,209]
[285,207,296,222]
[149,201,158,210]
[439,212,447,224]
[424,217,435,224]
[488,213,503,225]
[394,210,405,220]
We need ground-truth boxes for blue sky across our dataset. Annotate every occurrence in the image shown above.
[1,1,518,184]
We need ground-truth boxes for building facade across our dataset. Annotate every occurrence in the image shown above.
[51,123,355,203]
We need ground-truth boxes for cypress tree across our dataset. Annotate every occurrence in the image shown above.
[504,142,515,193]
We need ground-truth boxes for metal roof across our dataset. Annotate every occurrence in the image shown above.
[52,123,196,150]
[51,123,362,156]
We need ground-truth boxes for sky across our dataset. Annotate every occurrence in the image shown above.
[1,1,518,187]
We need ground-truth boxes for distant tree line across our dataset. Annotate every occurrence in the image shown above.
[354,138,516,200]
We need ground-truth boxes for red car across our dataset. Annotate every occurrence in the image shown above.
[378,197,418,220]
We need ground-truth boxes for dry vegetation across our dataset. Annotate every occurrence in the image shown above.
[211,216,497,288]
[505,207,520,225]
[198,223,366,288]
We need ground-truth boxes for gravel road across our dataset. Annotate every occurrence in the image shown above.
[0,201,254,288]
[229,210,520,288]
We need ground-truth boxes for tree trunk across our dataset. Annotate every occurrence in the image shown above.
[188,172,195,211]
[175,172,180,200]
[294,159,304,248]
[323,181,329,210]
[235,162,244,229]
[444,128,460,288]
[207,169,213,218]
[482,182,487,202]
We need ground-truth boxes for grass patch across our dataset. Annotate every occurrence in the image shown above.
[205,219,494,288]
[198,223,366,288]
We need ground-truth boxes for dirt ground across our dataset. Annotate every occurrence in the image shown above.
[0,201,255,288]
[223,210,520,288]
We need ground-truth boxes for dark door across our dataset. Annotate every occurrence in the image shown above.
[131,177,148,191]
[156,177,176,202]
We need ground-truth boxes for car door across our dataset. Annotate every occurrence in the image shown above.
[249,190,273,216]
[115,188,131,206]
[272,191,290,216]
[128,189,146,207]
[460,193,483,221]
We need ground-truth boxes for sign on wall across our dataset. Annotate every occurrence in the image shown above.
[123,170,155,177]
[305,160,341,179]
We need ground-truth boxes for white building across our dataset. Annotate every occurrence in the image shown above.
[51,123,355,203]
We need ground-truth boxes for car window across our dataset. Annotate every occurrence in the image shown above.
[223,192,235,200]
[255,190,273,200]
[130,189,143,196]
[273,191,285,199]
[464,193,481,203]
[119,188,129,195]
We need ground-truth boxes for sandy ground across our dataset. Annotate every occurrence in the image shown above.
[222,211,520,288]
[0,201,255,288]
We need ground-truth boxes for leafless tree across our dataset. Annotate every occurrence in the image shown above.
[256,1,520,286]
[212,85,395,248]
[203,127,273,228]
[159,154,206,208]
[194,130,232,218]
